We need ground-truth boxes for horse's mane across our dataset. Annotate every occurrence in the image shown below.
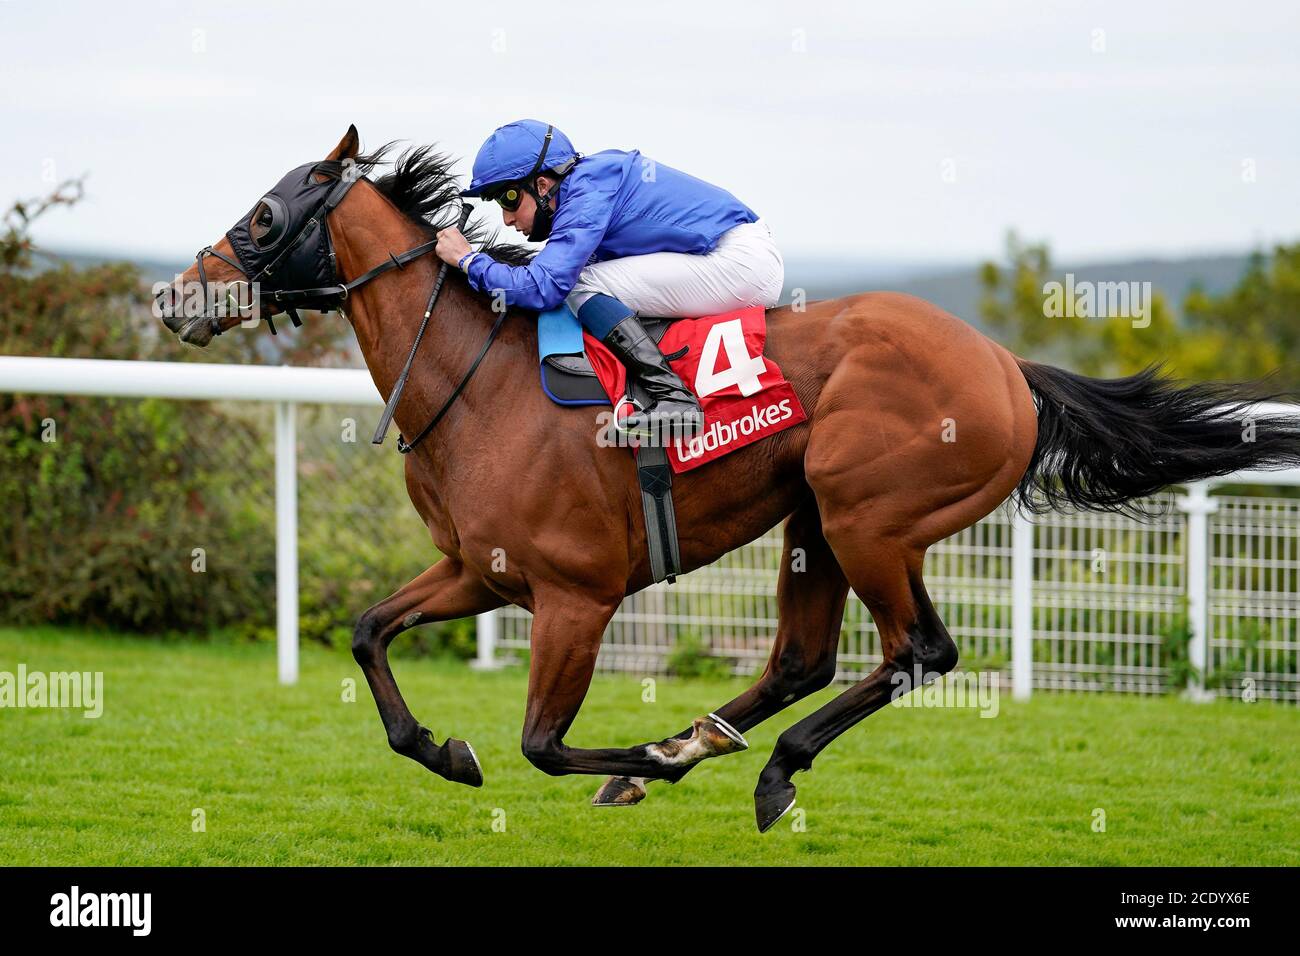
[318,143,536,267]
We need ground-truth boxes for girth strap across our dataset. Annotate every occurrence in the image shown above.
[627,378,683,584]
[635,443,682,585]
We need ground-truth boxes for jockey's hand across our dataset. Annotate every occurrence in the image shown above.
[435,227,471,267]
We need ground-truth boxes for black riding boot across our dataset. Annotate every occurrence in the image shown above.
[602,315,704,441]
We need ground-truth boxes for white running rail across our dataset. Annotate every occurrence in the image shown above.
[3,355,1298,697]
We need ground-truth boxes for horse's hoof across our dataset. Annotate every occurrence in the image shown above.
[592,776,648,807]
[754,780,796,833]
[701,713,749,755]
[442,738,483,788]
[647,714,749,767]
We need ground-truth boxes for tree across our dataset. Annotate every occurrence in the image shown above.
[979,231,1295,387]
[1184,247,1300,393]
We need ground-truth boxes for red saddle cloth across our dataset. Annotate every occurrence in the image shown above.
[584,305,807,473]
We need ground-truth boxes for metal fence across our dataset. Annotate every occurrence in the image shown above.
[4,356,1297,703]
[0,357,436,683]
[496,488,1300,703]
[1208,495,1300,702]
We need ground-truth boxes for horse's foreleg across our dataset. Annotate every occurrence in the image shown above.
[520,595,746,783]
[593,497,849,806]
[352,557,504,786]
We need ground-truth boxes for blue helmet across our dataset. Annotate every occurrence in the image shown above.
[461,119,579,197]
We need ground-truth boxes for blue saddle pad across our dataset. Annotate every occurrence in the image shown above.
[535,305,677,407]
[537,305,609,406]
[537,304,584,362]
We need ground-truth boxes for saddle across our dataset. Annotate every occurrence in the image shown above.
[540,316,682,405]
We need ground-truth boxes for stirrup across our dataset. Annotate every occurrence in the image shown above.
[619,404,704,444]
[613,396,647,435]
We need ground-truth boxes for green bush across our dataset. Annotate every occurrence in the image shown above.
[666,631,734,680]
[0,185,279,632]
[1157,607,1199,692]
[0,182,459,649]
[1205,619,1268,690]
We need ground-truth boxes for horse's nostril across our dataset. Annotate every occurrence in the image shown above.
[156,287,185,331]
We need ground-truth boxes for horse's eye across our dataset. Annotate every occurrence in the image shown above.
[249,198,285,249]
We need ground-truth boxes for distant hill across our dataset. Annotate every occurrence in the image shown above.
[43,248,189,286]
[46,245,1258,335]
[780,253,1256,330]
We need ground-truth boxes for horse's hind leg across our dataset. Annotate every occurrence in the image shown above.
[352,557,504,787]
[745,323,1034,829]
[753,544,957,831]
[593,496,849,805]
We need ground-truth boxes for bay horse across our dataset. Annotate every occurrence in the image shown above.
[161,127,1300,831]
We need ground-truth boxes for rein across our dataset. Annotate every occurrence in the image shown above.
[371,202,500,454]
[194,173,502,455]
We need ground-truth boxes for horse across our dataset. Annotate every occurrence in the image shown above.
[159,126,1300,831]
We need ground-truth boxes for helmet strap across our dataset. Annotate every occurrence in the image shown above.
[523,180,555,242]
[509,125,579,242]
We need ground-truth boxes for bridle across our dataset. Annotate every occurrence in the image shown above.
[192,165,437,337]
[189,163,504,454]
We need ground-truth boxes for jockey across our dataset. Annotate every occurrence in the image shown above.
[437,119,783,439]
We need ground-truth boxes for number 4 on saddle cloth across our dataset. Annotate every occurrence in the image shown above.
[537,303,807,474]
[537,303,807,584]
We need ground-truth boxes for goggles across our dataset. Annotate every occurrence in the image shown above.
[491,184,524,212]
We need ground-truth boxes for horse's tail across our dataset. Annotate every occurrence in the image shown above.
[1014,360,1300,516]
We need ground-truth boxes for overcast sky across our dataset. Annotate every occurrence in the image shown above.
[2,0,1297,268]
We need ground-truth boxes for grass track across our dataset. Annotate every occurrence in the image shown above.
[1,627,1297,866]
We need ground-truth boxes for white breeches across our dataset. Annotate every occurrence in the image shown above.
[566,220,784,318]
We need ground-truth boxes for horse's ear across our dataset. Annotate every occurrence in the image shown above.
[325,125,361,162]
